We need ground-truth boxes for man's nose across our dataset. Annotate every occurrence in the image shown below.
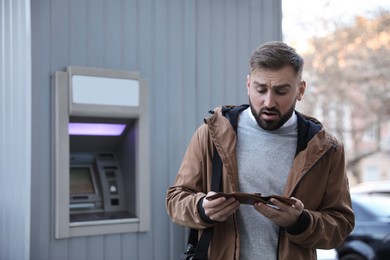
[264,92,276,108]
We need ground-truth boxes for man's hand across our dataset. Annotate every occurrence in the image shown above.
[203,191,240,222]
[254,197,304,227]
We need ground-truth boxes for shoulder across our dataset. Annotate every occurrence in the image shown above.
[205,104,249,130]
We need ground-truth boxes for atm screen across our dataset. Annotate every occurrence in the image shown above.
[70,167,95,194]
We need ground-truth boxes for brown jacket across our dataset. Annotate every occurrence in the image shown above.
[166,105,354,260]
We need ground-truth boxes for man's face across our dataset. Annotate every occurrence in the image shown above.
[246,66,306,131]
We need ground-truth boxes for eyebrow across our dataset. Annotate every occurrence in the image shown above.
[273,84,292,89]
[253,81,292,88]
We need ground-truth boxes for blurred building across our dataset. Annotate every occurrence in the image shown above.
[296,13,390,186]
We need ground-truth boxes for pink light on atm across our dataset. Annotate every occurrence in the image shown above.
[69,123,126,136]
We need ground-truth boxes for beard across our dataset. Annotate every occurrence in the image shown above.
[249,99,296,131]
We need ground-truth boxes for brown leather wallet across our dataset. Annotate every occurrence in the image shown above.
[206,192,296,206]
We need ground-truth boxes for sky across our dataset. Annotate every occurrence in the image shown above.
[282,0,390,50]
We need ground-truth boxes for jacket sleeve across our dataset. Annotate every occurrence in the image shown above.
[166,124,214,229]
[286,140,355,249]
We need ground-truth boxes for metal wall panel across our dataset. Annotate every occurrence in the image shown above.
[30,0,282,259]
[0,0,31,260]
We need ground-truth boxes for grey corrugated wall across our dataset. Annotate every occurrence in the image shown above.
[0,0,31,260]
[28,0,282,259]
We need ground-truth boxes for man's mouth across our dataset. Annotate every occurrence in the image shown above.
[261,110,279,121]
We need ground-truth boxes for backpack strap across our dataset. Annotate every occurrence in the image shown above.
[187,144,223,260]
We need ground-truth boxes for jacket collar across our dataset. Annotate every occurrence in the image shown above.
[221,105,323,157]
[295,111,322,156]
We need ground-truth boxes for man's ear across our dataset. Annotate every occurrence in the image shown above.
[246,75,251,95]
[297,80,306,101]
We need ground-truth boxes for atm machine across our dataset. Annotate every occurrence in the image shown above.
[69,151,132,222]
[52,66,150,238]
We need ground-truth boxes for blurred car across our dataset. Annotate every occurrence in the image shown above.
[336,194,390,260]
[317,249,338,260]
[351,181,390,196]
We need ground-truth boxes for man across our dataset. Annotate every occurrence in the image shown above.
[166,41,354,259]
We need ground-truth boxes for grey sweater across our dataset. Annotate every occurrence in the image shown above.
[236,108,298,260]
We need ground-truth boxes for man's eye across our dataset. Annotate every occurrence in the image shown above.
[276,89,288,95]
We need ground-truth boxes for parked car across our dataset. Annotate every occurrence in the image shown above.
[336,194,390,260]
[317,249,338,260]
[351,181,390,196]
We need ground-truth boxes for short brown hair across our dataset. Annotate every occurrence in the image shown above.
[249,41,304,78]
